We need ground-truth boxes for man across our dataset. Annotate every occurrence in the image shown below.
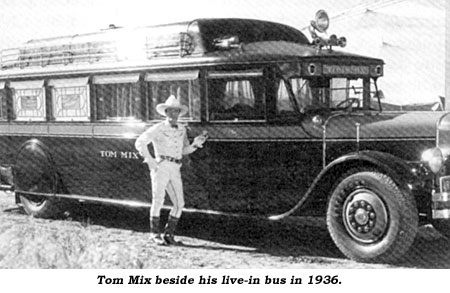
[135,95,207,245]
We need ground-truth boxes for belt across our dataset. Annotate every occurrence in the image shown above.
[160,155,182,164]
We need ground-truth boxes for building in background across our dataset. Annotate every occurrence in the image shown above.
[446,0,450,110]
[315,0,444,109]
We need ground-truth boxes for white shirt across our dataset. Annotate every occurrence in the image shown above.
[135,120,197,162]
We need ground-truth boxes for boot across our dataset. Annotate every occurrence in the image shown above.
[163,215,182,245]
[150,217,166,245]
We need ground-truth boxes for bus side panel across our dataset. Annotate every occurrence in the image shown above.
[48,137,150,203]
[2,132,324,216]
[0,135,17,166]
[186,138,324,215]
[0,134,20,187]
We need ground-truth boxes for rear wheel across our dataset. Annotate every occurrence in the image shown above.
[327,169,418,263]
[14,140,61,218]
[18,174,60,218]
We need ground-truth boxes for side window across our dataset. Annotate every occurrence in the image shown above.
[0,82,7,119]
[145,71,200,120]
[93,73,141,121]
[277,78,313,113]
[207,70,266,121]
[48,77,90,121]
[10,80,46,121]
[278,78,350,114]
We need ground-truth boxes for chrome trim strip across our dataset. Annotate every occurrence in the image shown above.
[202,137,435,142]
[0,133,434,143]
[0,121,439,141]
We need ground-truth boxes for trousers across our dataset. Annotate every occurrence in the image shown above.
[150,160,184,218]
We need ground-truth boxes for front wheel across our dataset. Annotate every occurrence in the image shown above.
[432,220,450,239]
[327,169,418,263]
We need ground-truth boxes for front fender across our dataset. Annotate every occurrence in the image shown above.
[329,150,421,191]
[269,150,420,220]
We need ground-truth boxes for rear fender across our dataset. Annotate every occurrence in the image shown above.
[13,139,58,195]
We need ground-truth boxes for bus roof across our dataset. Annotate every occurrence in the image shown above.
[0,18,383,79]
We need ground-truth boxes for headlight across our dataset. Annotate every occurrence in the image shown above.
[421,147,444,174]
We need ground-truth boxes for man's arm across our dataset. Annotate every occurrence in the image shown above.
[182,129,207,155]
[182,130,198,155]
[135,126,158,170]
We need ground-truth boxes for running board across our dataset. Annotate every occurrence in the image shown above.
[15,189,274,220]
[16,190,150,208]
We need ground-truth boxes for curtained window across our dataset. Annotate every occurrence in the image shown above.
[92,73,141,121]
[145,71,200,121]
[207,69,266,121]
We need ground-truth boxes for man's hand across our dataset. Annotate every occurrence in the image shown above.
[192,131,208,148]
[144,157,158,171]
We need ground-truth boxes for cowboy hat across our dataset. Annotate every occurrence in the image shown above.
[156,95,188,117]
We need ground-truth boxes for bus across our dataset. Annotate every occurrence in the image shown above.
[0,10,449,263]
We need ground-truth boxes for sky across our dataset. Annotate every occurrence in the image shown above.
[0,0,368,50]
[0,0,446,104]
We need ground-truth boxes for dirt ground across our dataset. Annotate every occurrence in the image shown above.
[0,191,449,269]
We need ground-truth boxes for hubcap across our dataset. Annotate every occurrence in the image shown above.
[342,188,388,243]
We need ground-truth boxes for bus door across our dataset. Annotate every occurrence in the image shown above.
[201,68,325,215]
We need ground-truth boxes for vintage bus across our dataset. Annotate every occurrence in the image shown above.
[0,10,449,263]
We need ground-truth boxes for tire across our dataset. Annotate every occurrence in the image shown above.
[432,220,450,239]
[18,173,60,218]
[326,169,418,263]
[14,140,61,218]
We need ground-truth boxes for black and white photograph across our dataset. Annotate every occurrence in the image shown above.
[0,0,448,291]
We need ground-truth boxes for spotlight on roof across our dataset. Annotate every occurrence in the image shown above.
[311,10,329,33]
[309,10,347,51]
